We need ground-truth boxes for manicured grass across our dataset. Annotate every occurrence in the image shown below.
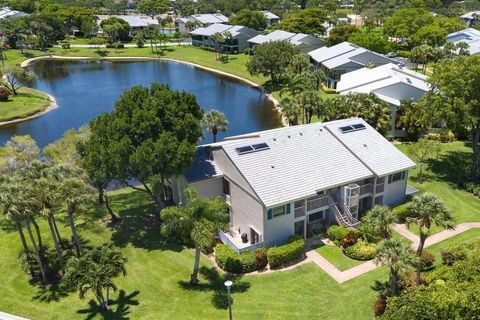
[0,87,51,122]
[397,141,480,235]
[315,243,364,271]
[0,188,386,320]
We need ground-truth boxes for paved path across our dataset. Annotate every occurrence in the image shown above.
[309,222,480,283]
[54,41,191,48]
[0,312,29,320]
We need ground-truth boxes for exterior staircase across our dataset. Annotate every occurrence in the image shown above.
[328,196,361,228]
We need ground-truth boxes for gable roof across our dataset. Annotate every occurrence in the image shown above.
[188,13,229,24]
[96,15,158,27]
[461,11,480,19]
[191,118,415,207]
[446,28,480,55]
[308,41,395,69]
[337,63,428,106]
[190,24,257,38]
[248,30,318,46]
[0,7,27,19]
[261,11,280,20]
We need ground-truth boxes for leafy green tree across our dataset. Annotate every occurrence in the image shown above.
[24,13,65,51]
[384,8,434,40]
[161,189,229,285]
[280,96,301,126]
[132,32,145,48]
[362,206,397,240]
[276,8,327,35]
[100,17,130,42]
[397,98,433,141]
[229,9,268,30]
[324,93,391,135]
[407,138,440,183]
[375,238,416,296]
[427,55,480,180]
[0,135,40,170]
[0,66,36,95]
[406,192,453,284]
[411,24,447,47]
[43,127,90,166]
[0,18,26,49]
[247,40,299,84]
[348,29,391,54]
[328,24,358,46]
[201,110,228,143]
[84,83,203,214]
[144,24,160,53]
[64,245,127,310]
[137,0,169,18]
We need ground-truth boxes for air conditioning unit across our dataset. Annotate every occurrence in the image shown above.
[341,184,360,217]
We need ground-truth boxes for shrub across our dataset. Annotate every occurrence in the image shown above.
[321,84,337,94]
[464,182,480,197]
[327,225,349,243]
[373,294,387,317]
[307,223,324,239]
[267,236,305,269]
[439,130,455,143]
[344,240,377,260]
[0,87,10,101]
[425,132,440,141]
[398,50,411,58]
[420,251,436,270]
[215,244,258,273]
[254,248,268,270]
[440,241,480,266]
[340,230,358,248]
[399,271,426,289]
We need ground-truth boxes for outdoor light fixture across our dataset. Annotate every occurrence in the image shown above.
[224,280,233,320]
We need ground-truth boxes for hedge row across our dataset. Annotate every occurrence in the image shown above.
[267,236,305,269]
[215,244,267,273]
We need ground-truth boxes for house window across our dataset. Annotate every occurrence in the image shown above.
[223,178,230,195]
[267,203,291,220]
[389,171,406,184]
[308,210,325,224]
[272,205,285,217]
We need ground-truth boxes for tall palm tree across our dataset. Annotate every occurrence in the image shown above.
[279,71,307,97]
[375,238,416,296]
[362,206,397,239]
[161,188,229,285]
[280,96,301,126]
[406,192,453,285]
[201,110,228,143]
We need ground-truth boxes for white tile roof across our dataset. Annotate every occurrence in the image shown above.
[190,23,232,36]
[203,118,415,207]
[337,63,428,105]
[96,15,158,27]
[248,30,310,46]
[0,7,27,19]
[262,11,280,20]
[446,28,480,55]
[308,41,394,69]
[461,11,480,19]
[188,13,229,24]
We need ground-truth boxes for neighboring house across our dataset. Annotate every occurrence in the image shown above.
[190,24,259,53]
[0,7,27,20]
[261,11,280,27]
[446,28,480,55]
[175,13,229,33]
[337,63,428,137]
[96,15,159,37]
[460,11,480,26]
[248,30,325,53]
[308,42,396,89]
[171,118,416,253]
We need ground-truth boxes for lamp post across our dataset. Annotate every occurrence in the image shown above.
[224,280,233,320]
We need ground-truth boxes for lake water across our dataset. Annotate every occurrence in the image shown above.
[0,60,281,147]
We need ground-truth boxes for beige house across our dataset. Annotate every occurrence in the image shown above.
[171,118,416,253]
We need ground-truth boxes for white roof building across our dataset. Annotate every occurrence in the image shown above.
[446,28,480,55]
[96,15,158,28]
[0,7,27,20]
[460,11,480,26]
[337,63,428,107]
[261,11,280,27]
[248,30,325,52]
[187,13,229,25]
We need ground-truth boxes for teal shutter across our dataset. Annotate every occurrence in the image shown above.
[267,209,272,220]
[401,171,406,180]
[286,203,291,214]
[388,175,392,184]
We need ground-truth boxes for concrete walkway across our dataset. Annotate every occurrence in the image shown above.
[0,312,29,320]
[309,222,480,283]
[54,41,191,48]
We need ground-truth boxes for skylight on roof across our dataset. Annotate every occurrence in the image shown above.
[235,143,270,155]
[339,123,366,133]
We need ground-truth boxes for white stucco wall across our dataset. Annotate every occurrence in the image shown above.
[189,177,223,199]
[382,171,408,206]
[263,201,295,247]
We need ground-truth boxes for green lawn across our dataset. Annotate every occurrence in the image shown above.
[315,243,364,271]
[0,87,51,122]
[0,188,386,320]
[397,141,480,235]
[426,228,480,267]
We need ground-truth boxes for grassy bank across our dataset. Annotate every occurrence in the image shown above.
[0,87,51,122]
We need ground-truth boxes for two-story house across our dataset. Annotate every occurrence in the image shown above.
[171,118,416,253]
[190,24,259,53]
[248,30,325,53]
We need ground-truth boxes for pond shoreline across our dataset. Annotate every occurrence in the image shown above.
[0,93,58,127]
[20,55,288,127]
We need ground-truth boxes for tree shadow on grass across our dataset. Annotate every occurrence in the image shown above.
[77,289,140,320]
[32,283,70,303]
[426,150,472,186]
[178,266,250,310]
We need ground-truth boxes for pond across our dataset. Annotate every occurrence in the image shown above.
[0,60,281,147]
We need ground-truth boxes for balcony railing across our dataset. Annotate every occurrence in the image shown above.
[294,206,305,218]
[217,228,264,254]
[359,183,373,196]
[375,183,385,194]
[306,196,329,212]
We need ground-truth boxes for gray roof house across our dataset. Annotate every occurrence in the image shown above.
[460,11,480,27]
[308,41,396,89]
[190,24,259,53]
[337,63,428,137]
[175,13,229,33]
[262,11,280,27]
[446,28,480,55]
[248,30,325,53]
[171,118,416,253]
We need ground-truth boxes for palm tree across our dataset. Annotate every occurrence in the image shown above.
[64,245,127,310]
[161,188,229,285]
[375,238,416,296]
[279,71,307,97]
[201,110,228,143]
[280,96,301,126]
[406,193,453,284]
[362,206,397,239]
